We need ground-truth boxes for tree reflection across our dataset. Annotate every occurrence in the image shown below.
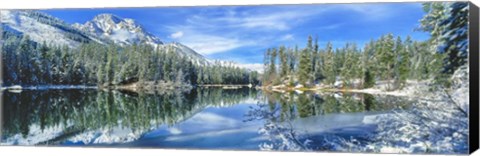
[1,87,257,145]
[245,91,411,151]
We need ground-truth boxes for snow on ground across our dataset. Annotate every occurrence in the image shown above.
[301,66,470,154]
[359,66,469,154]
[110,29,138,44]
[337,80,432,98]
[449,65,469,113]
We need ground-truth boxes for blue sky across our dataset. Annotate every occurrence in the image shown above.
[42,3,430,72]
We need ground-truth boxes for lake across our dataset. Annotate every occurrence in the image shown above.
[0,88,412,151]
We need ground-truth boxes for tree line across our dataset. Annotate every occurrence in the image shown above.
[263,35,437,90]
[1,31,260,87]
[262,2,468,90]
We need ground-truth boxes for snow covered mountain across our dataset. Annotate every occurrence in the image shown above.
[1,10,242,68]
[162,42,212,66]
[72,13,162,46]
[0,10,105,47]
[72,14,212,65]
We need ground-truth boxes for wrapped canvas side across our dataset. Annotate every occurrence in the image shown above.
[469,1,479,154]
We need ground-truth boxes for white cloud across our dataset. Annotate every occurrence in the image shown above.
[338,4,394,21]
[165,26,257,55]
[318,23,343,30]
[170,31,184,38]
[163,6,333,57]
[186,7,326,31]
[280,34,294,41]
[163,4,400,62]
[229,13,292,30]
[235,63,264,73]
[185,39,245,55]
[179,33,255,55]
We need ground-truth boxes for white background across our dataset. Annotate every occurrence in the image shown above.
[0,0,479,156]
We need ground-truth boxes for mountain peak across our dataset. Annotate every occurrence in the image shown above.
[75,13,162,46]
[92,13,122,24]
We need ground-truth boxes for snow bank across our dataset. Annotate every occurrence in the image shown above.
[309,65,470,154]
[344,80,431,98]
[449,65,469,113]
[362,65,470,154]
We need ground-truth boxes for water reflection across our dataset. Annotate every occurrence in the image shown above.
[245,91,411,151]
[1,88,412,151]
[1,88,257,145]
[261,91,410,119]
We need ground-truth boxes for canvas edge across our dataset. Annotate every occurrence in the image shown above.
[469,1,479,154]
[0,9,4,145]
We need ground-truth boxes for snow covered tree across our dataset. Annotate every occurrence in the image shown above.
[419,2,469,86]
[269,48,278,84]
[323,42,336,85]
[397,36,411,88]
[439,2,469,75]
[298,47,312,86]
[362,40,376,88]
[279,46,289,78]
[378,34,395,90]
[393,36,403,89]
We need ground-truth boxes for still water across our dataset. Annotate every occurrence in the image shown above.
[0,88,411,151]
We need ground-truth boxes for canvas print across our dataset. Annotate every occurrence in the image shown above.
[0,1,472,154]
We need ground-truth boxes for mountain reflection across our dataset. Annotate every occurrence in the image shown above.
[1,89,411,150]
[1,88,258,145]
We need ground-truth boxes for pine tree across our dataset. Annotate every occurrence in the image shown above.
[364,70,375,88]
[398,36,411,88]
[312,36,322,81]
[362,40,376,88]
[105,44,117,84]
[263,48,271,84]
[340,44,351,87]
[298,37,314,86]
[378,34,395,90]
[279,46,288,78]
[287,47,298,86]
[323,42,335,85]
[269,48,278,84]
[439,2,468,75]
[393,36,403,89]
[17,35,32,84]
[419,2,469,86]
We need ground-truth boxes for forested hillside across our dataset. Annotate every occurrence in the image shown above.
[1,31,259,87]
[0,10,260,88]
[261,2,468,91]
[262,34,442,90]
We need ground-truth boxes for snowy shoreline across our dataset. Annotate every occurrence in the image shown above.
[321,81,429,98]
[260,66,470,154]
[264,80,431,98]
[2,85,98,92]
[336,66,469,154]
